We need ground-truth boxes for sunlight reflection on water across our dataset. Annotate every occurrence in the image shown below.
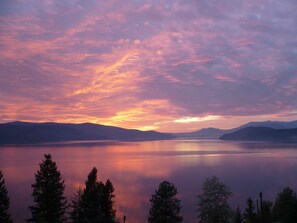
[1,139,297,223]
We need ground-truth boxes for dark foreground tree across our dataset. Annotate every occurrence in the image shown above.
[99,179,116,222]
[0,171,13,223]
[28,154,68,223]
[272,187,297,223]
[72,167,101,222]
[261,200,273,223]
[70,187,84,223]
[197,176,232,223]
[233,206,243,223]
[243,197,256,223]
[70,167,117,223]
[148,181,183,223]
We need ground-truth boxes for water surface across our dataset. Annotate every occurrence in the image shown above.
[1,139,297,223]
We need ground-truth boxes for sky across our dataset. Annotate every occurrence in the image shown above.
[0,0,297,132]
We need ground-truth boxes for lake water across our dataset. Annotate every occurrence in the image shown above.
[1,139,297,223]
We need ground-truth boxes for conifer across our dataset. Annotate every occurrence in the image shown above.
[148,181,183,223]
[0,170,13,223]
[28,154,68,223]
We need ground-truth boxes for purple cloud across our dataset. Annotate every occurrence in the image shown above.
[0,0,297,131]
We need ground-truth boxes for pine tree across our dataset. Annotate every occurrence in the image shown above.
[99,179,116,223]
[81,167,101,222]
[272,187,297,223]
[197,176,232,223]
[70,167,117,223]
[243,197,256,223]
[233,206,243,223]
[0,170,13,223]
[70,167,101,223]
[148,181,183,223]
[70,187,84,223]
[261,200,273,223]
[28,154,68,223]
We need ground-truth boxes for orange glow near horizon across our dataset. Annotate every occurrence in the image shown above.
[1,0,297,132]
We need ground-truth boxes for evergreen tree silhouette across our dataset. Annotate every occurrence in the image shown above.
[99,179,116,223]
[261,200,273,223]
[148,181,183,223]
[70,187,84,223]
[0,170,13,223]
[28,154,68,223]
[197,176,232,223]
[80,167,101,222]
[243,197,256,223]
[70,167,117,223]
[272,187,297,223]
[233,206,243,223]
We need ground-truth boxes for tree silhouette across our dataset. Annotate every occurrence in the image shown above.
[272,187,297,223]
[70,167,117,223]
[70,187,84,223]
[261,200,273,223]
[148,181,183,223]
[233,206,243,223]
[197,176,232,223]
[0,170,12,223]
[80,167,101,222]
[28,154,68,223]
[243,197,256,223]
[99,179,116,223]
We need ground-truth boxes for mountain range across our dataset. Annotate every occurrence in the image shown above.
[1,120,297,145]
[0,121,174,145]
[220,126,297,142]
[174,120,297,139]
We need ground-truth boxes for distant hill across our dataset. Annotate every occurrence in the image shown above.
[238,120,297,129]
[0,122,174,145]
[173,128,231,139]
[220,126,297,142]
[174,120,297,139]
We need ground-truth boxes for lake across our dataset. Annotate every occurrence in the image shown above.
[1,139,297,223]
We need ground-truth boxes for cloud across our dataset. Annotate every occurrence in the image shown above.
[174,115,221,123]
[1,0,297,131]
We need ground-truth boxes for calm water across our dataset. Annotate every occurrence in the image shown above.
[1,139,297,223]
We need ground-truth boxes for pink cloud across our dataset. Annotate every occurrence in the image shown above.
[1,0,297,132]
[215,75,237,83]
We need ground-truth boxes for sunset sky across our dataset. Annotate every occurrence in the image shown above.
[1,0,297,132]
